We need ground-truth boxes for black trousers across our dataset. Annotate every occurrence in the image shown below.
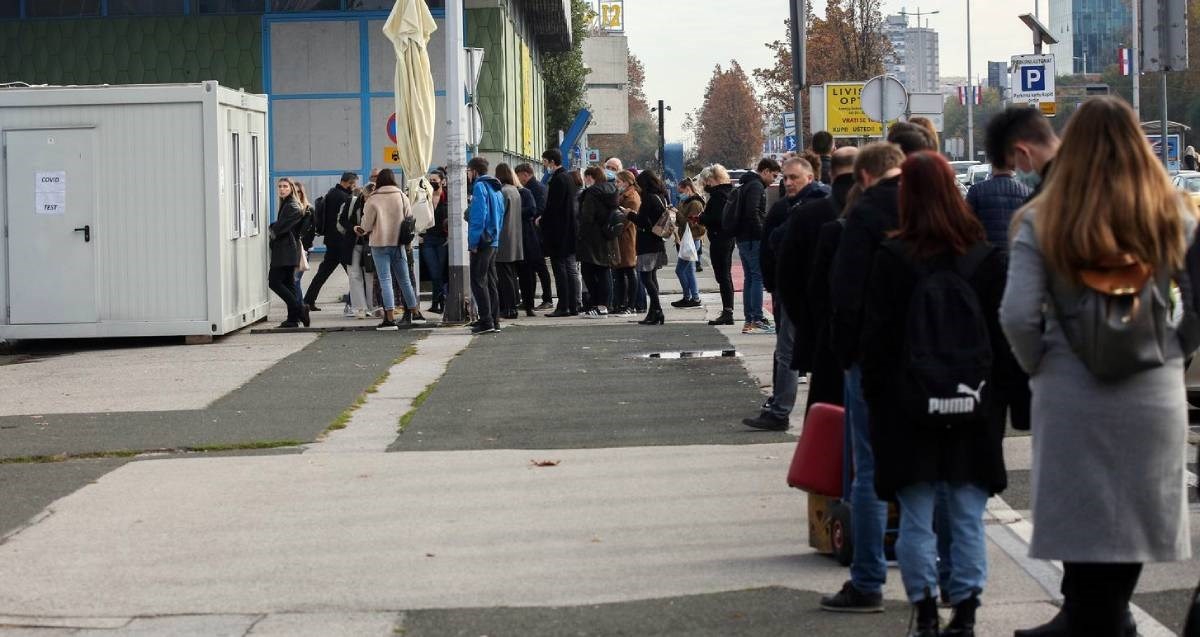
[269,266,303,322]
[1062,562,1142,637]
[550,255,580,313]
[612,266,637,309]
[535,257,554,303]
[709,237,736,311]
[497,261,521,313]
[470,244,499,328]
[518,259,539,310]
[639,268,661,313]
[580,262,612,309]
[302,251,343,306]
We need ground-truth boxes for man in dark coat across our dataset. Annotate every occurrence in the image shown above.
[303,172,358,311]
[540,149,581,316]
[744,157,827,431]
[967,114,1033,250]
[516,163,554,310]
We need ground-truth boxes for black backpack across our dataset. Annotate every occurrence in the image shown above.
[721,185,744,237]
[890,241,995,429]
[313,196,326,235]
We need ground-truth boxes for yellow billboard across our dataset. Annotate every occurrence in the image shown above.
[825,83,883,137]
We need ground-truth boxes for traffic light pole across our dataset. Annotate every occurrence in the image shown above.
[789,0,806,151]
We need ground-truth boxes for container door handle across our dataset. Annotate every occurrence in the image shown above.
[73,225,90,242]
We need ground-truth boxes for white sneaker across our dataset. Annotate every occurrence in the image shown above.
[354,309,367,320]
[582,308,609,319]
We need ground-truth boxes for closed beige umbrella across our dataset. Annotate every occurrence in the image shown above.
[382,0,438,192]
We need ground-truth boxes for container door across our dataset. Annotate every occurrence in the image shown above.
[4,128,98,324]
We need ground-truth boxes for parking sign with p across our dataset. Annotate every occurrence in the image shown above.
[1022,66,1046,91]
[1011,54,1056,116]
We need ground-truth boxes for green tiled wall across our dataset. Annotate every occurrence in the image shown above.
[466,6,545,160]
[0,16,263,93]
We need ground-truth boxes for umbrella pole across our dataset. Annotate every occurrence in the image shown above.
[443,0,471,324]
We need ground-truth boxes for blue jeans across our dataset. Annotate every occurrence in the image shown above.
[765,301,799,418]
[895,482,990,603]
[675,240,700,300]
[736,240,764,322]
[420,234,448,304]
[845,364,889,594]
[371,246,418,311]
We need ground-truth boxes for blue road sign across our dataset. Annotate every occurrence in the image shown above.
[785,135,797,152]
[1021,66,1046,92]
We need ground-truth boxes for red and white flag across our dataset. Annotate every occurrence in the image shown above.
[1119,47,1132,76]
[957,85,982,105]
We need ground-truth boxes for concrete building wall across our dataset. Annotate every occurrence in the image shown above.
[904,27,939,94]
[466,4,547,167]
[582,34,628,136]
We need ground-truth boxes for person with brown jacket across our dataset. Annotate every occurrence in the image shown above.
[671,177,705,308]
[613,170,642,316]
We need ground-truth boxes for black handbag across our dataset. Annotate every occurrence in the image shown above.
[398,215,417,246]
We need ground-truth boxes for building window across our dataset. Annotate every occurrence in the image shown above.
[270,0,339,10]
[231,132,244,239]
[26,0,101,17]
[249,135,262,236]
[196,0,261,13]
[108,0,187,15]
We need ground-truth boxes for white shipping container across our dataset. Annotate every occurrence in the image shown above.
[0,82,270,341]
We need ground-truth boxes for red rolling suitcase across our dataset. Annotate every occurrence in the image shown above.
[786,402,845,497]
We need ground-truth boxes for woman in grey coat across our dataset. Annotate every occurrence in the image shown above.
[494,163,525,319]
[1000,97,1195,637]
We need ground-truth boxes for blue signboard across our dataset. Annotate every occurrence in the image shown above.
[785,135,798,152]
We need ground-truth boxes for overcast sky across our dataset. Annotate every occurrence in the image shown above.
[621,0,1053,141]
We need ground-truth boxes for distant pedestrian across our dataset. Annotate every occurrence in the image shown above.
[541,149,582,316]
[494,163,525,320]
[670,177,705,309]
[577,166,621,317]
[292,181,315,302]
[604,156,624,174]
[1003,96,1196,637]
[726,158,781,334]
[630,170,670,325]
[1186,145,1199,171]
[465,157,506,334]
[812,131,834,185]
[990,105,1060,195]
[908,116,941,152]
[861,151,1015,637]
[515,163,555,311]
[967,115,1033,251]
[355,168,419,331]
[340,182,376,319]
[268,178,309,328]
[887,121,937,156]
[699,164,736,325]
[419,170,449,314]
[613,170,642,316]
[304,172,358,313]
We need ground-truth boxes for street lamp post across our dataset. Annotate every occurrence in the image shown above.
[443,0,469,324]
[966,0,975,161]
[651,100,671,172]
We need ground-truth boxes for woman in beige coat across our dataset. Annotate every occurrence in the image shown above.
[613,170,642,315]
[355,169,418,330]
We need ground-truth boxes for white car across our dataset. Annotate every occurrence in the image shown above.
[950,161,980,185]
[965,164,992,186]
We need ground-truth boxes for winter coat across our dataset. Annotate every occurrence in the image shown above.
[616,188,641,268]
[729,171,768,242]
[360,185,411,248]
[541,167,579,258]
[320,184,353,263]
[999,210,1193,563]
[861,240,1014,501]
[966,174,1031,251]
[467,176,505,249]
[803,218,847,407]
[524,175,547,216]
[777,174,852,371]
[632,189,668,256]
[762,181,830,293]
[577,182,621,267]
[675,195,705,240]
[830,176,901,368]
[497,184,525,263]
[700,183,734,242]
[422,191,448,239]
[269,199,305,268]
[519,187,543,263]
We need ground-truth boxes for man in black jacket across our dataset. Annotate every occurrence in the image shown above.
[820,142,905,614]
[743,157,827,431]
[967,116,1032,250]
[303,172,358,312]
[516,163,554,310]
[539,149,581,316]
[776,146,858,379]
[727,157,781,334]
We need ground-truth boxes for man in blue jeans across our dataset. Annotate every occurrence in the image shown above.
[822,142,905,613]
[727,158,780,335]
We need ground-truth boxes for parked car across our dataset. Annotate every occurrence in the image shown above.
[950,161,980,185]
[1172,171,1200,210]
[966,163,992,186]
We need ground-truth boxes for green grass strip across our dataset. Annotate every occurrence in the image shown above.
[322,343,420,437]
[398,380,438,433]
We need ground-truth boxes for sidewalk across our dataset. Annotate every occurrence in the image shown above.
[0,248,1195,636]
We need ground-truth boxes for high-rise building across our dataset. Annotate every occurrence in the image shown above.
[885,13,940,94]
[1049,0,1131,75]
[987,61,1007,89]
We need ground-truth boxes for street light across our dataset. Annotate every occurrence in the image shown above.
[650,100,671,172]
[967,0,975,162]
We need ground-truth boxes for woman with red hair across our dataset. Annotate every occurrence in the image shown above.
[860,151,1017,636]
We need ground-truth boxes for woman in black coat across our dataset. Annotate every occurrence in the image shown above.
[699,167,736,325]
[629,170,668,325]
[517,185,542,316]
[268,178,309,328]
[859,152,1015,636]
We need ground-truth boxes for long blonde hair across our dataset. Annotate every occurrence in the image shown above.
[293,180,311,210]
[1029,96,1190,277]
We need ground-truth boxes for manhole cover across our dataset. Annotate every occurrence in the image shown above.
[639,349,740,360]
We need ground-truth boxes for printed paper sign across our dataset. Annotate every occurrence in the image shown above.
[35,171,66,215]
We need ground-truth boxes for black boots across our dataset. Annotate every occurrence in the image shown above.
[942,595,978,637]
[1013,607,1136,637]
[707,308,734,325]
[910,594,940,637]
[398,309,413,327]
[638,309,665,325]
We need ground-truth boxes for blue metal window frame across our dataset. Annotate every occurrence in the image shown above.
[262,6,448,221]
[5,1,444,19]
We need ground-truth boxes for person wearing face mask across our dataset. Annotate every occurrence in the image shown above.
[991,105,1060,196]
[420,170,449,314]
